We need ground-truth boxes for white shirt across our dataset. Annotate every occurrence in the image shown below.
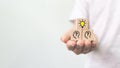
[69,0,120,68]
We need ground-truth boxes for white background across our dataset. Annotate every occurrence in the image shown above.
[0,0,85,68]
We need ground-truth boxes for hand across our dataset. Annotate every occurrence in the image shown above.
[61,28,97,55]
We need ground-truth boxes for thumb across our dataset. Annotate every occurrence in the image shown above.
[61,28,73,43]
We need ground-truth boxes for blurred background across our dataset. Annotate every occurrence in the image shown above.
[0,0,86,68]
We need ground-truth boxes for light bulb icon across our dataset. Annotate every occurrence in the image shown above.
[79,21,85,28]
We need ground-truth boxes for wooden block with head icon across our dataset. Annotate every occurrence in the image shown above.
[71,29,82,41]
[70,19,83,41]
[82,29,97,42]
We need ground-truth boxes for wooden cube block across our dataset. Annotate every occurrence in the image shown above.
[82,29,97,41]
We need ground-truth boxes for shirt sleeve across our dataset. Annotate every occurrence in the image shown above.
[69,0,88,21]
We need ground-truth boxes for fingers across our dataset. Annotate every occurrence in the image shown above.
[83,40,91,54]
[66,40,97,55]
[73,40,84,55]
[82,40,97,54]
[91,41,97,51]
[66,40,76,50]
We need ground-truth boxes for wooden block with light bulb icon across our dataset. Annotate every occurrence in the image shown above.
[71,18,97,42]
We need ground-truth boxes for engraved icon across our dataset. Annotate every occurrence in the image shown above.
[84,31,91,39]
[79,20,85,28]
[73,31,80,39]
